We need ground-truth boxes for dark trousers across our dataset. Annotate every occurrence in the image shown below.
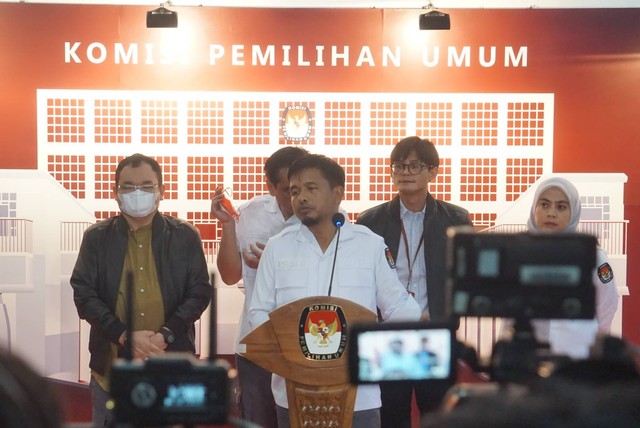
[380,381,449,428]
[236,354,278,428]
[90,376,114,428]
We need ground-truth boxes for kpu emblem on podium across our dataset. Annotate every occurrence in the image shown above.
[298,304,348,360]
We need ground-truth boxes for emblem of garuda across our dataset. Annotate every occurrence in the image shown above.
[308,318,338,347]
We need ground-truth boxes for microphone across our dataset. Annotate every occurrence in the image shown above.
[332,212,345,228]
[327,213,346,296]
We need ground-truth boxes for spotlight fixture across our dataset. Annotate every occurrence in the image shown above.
[419,3,450,30]
[147,2,178,28]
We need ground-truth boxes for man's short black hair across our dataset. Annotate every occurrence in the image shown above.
[390,136,440,167]
[288,154,345,189]
[264,146,309,185]
[115,153,163,186]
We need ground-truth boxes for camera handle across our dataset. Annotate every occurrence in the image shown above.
[489,318,547,384]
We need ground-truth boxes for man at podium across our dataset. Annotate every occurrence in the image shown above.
[249,154,421,428]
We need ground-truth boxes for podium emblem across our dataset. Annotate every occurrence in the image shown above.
[299,304,348,360]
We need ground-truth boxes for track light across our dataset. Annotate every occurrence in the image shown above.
[419,3,450,30]
[147,3,178,28]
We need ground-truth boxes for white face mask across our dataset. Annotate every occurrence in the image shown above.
[119,189,159,218]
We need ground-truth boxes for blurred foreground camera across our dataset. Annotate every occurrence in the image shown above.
[446,227,597,320]
[445,227,600,383]
[110,354,230,427]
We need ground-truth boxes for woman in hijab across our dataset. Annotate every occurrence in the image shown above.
[528,176,619,358]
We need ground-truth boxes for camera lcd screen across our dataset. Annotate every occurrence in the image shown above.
[162,383,207,411]
[349,322,455,385]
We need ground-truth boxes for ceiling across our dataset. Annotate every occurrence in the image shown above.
[0,0,637,8]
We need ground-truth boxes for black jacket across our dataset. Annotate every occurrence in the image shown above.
[356,194,472,321]
[70,213,212,375]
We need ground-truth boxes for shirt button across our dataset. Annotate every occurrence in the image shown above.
[140,313,145,317]
[139,267,144,271]
[140,289,145,293]
[138,244,143,248]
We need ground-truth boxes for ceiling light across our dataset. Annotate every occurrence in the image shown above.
[147,3,178,28]
[419,3,450,30]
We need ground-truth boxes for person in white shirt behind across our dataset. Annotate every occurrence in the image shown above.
[527,176,619,359]
[249,154,421,428]
[210,146,309,428]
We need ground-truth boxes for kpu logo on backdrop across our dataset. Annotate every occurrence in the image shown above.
[64,42,528,68]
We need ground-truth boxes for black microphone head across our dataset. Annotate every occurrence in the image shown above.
[332,212,346,228]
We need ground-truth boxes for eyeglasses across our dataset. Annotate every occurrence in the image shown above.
[117,184,159,194]
[390,163,433,175]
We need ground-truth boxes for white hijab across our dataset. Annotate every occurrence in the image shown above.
[527,176,582,233]
[527,178,597,359]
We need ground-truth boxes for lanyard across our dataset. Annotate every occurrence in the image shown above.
[400,220,424,295]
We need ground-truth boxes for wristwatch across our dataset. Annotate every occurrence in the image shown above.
[160,327,175,344]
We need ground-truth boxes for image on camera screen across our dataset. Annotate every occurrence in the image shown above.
[355,328,452,383]
[162,383,208,411]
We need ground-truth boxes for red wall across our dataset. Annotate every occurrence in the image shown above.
[1,5,639,344]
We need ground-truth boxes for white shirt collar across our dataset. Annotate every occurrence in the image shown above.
[266,195,299,226]
[399,199,426,218]
[265,194,282,215]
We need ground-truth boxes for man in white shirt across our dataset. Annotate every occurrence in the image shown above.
[249,154,421,428]
[210,146,308,428]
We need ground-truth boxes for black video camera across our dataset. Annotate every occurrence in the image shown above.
[446,227,597,320]
[110,353,230,427]
[445,227,600,383]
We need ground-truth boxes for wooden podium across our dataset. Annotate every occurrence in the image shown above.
[241,296,377,428]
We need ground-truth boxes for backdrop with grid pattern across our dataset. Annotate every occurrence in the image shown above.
[38,90,553,240]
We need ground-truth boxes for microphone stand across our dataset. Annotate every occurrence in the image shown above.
[327,213,345,296]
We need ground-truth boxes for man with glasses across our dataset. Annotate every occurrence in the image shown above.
[357,136,472,427]
[71,153,212,427]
